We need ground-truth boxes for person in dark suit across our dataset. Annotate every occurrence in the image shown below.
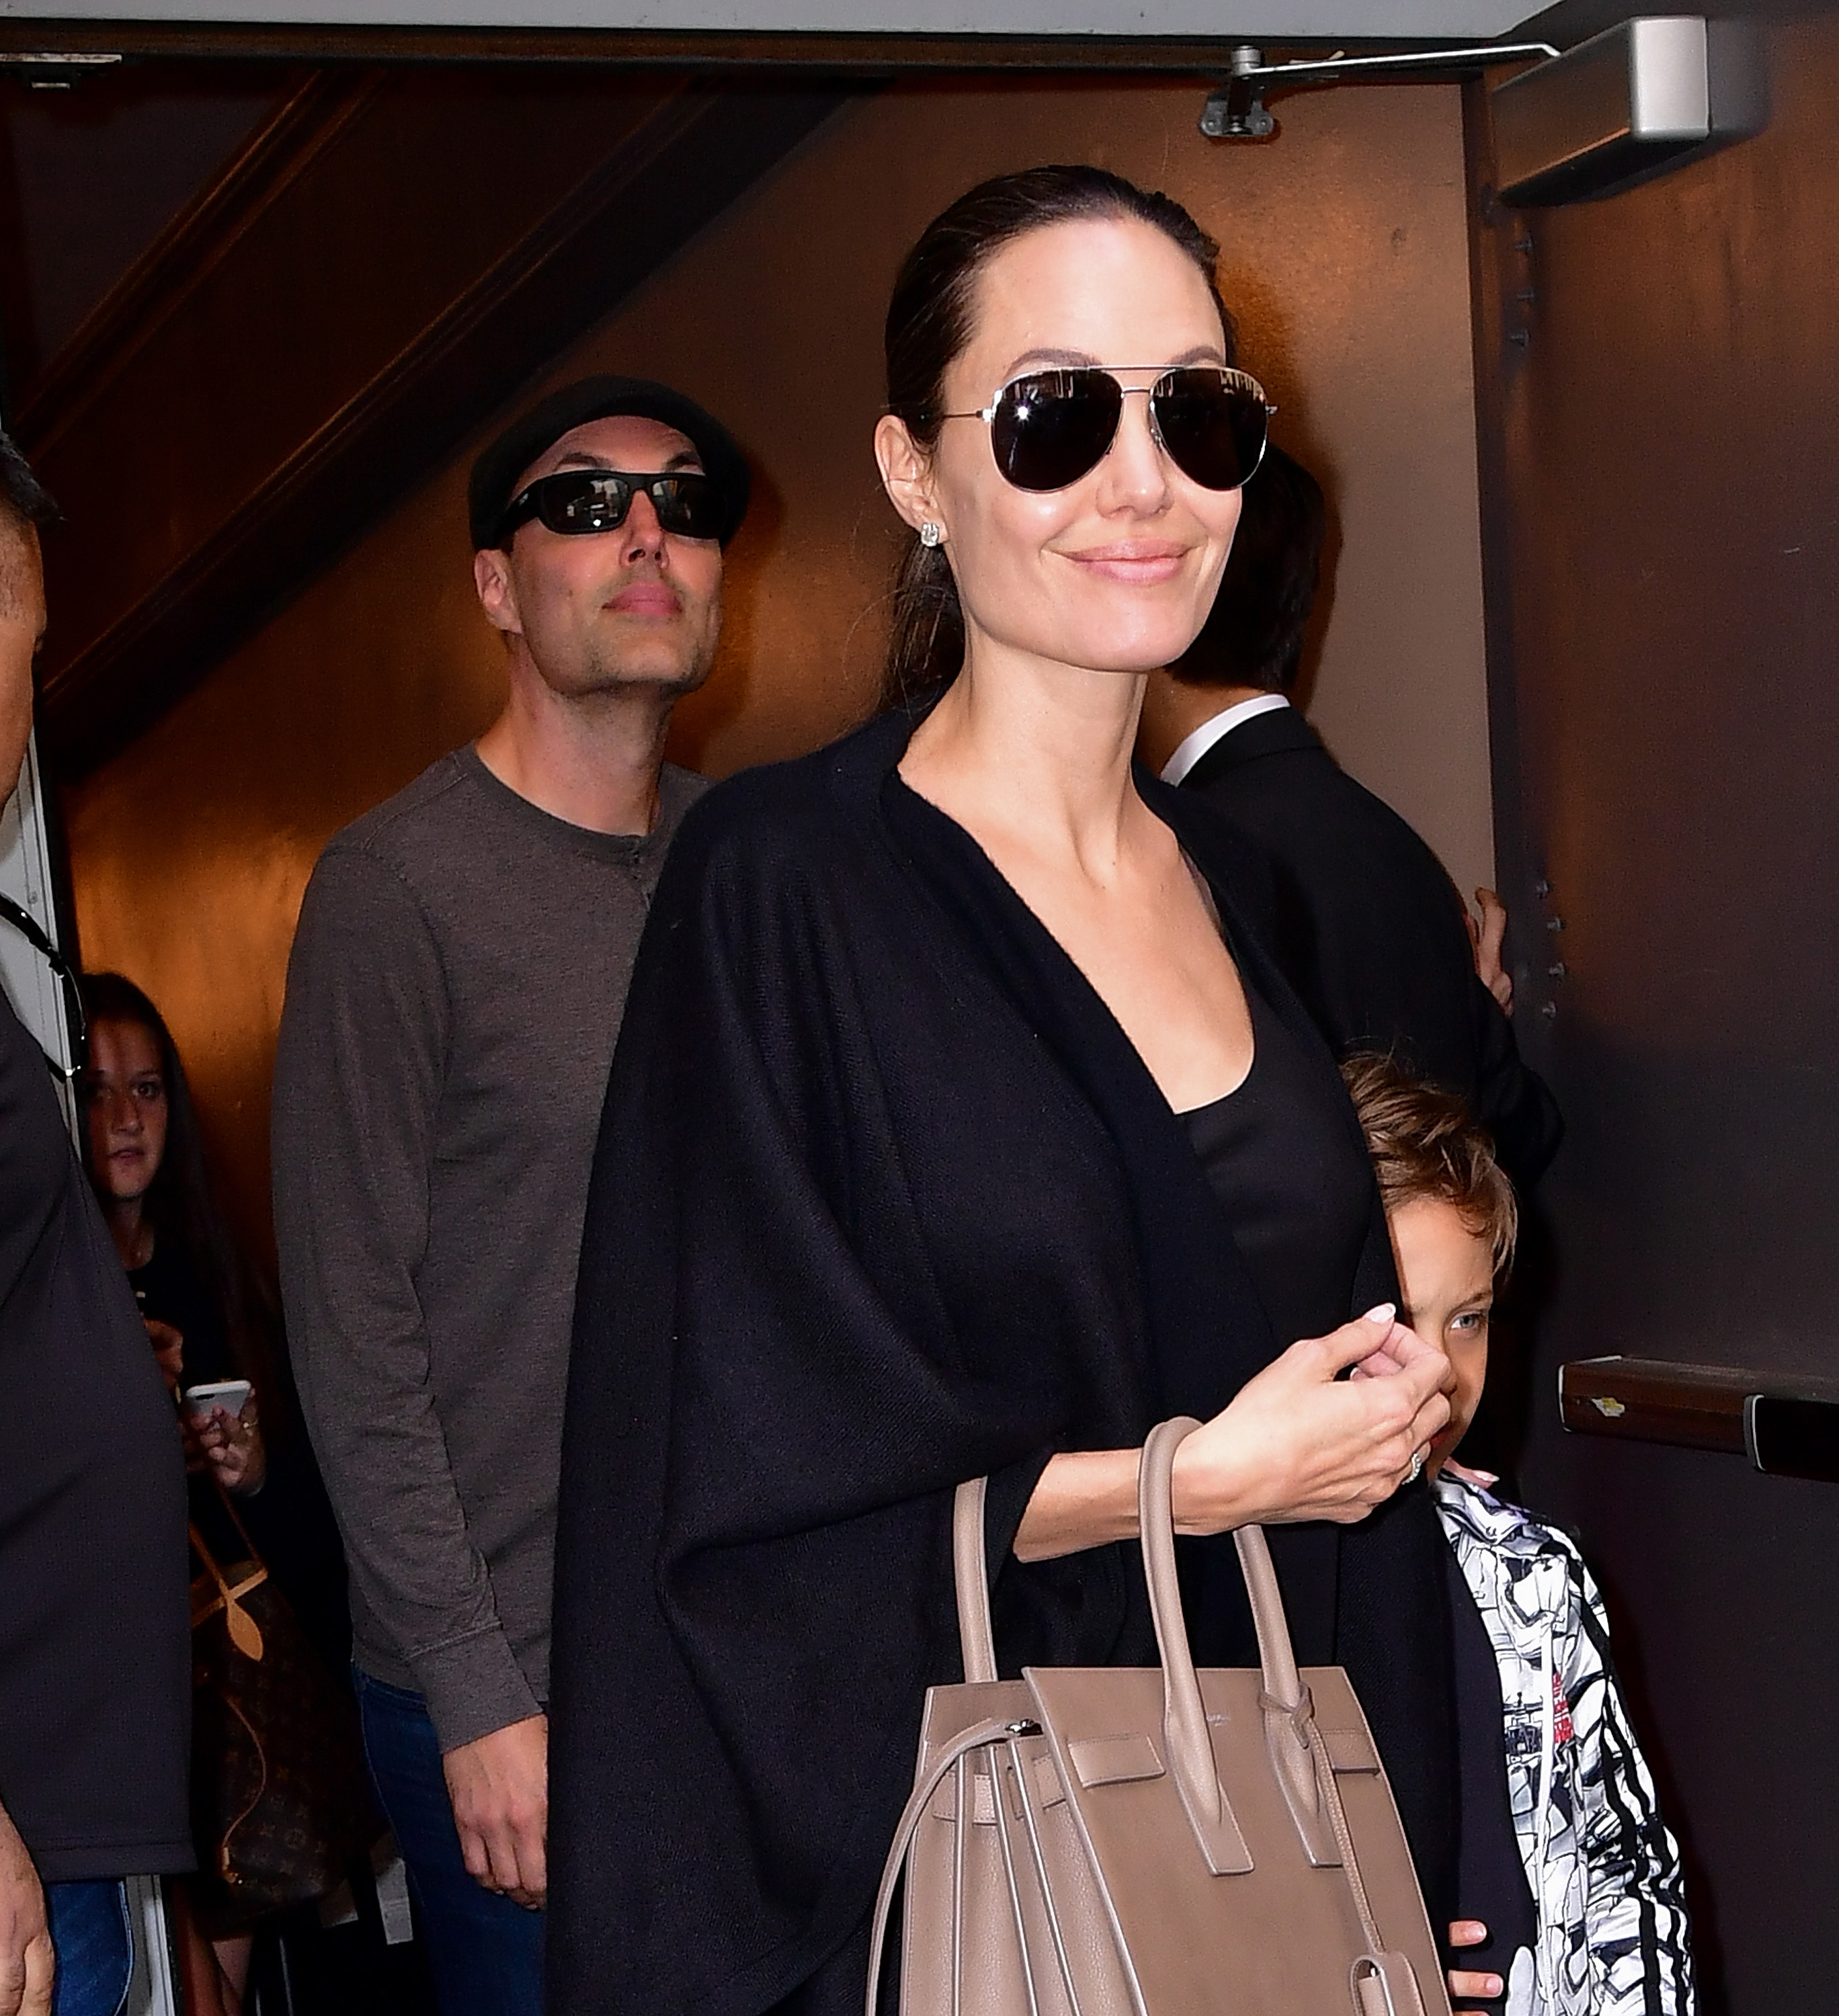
[1139,444,1561,1188]
[0,431,194,2016]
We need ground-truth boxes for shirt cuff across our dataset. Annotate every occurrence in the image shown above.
[983,1445,1056,1581]
[411,1625,544,1753]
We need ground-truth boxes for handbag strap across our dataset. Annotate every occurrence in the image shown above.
[952,1477,998,1685]
[209,1475,264,1566]
[189,1513,269,1660]
[864,1714,1031,2016]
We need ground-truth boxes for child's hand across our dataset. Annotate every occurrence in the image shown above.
[1448,1919,1503,2011]
[1466,888,1514,1013]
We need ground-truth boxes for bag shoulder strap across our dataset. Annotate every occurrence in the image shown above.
[189,1512,268,1659]
[952,1476,997,1684]
[864,1714,1026,2016]
[208,1475,264,1568]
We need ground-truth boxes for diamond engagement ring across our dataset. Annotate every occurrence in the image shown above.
[1405,1450,1425,1485]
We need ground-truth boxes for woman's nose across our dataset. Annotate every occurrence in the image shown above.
[1101,388,1174,506]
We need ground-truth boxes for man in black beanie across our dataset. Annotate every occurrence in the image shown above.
[273,378,748,2016]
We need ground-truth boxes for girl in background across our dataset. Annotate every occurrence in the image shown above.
[81,972,354,2016]
[81,972,270,1499]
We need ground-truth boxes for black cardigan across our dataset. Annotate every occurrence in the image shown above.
[549,710,1457,2016]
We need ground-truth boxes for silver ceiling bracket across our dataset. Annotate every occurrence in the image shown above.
[1200,39,1558,140]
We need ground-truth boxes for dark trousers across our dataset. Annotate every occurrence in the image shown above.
[354,1670,544,2016]
[44,1879,132,2016]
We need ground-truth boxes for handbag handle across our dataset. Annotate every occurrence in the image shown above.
[1142,1418,1339,1869]
[952,1475,999,1685]
[950,1419,1337,1871]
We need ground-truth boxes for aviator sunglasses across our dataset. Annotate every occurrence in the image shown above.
[937,366,1273,495]
[494,466,725,546]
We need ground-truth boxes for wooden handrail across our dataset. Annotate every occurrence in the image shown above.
[1560,1356,1839,1481]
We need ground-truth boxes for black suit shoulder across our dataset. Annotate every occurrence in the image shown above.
[1179,716,1562,1184]
[1194,739,1465,918]
[1185,734,1475,1012]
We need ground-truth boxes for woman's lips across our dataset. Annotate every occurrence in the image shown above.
[606,581,683,617]
[1061,542,1190,585]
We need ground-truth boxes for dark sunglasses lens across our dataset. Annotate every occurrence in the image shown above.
[991,371,1123,492]
[1151,370,1268,491]
[534,471,723,540]
[537,474,635,535]
[644,474,725,541]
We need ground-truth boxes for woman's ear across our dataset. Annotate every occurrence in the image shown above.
[874,414,940,538]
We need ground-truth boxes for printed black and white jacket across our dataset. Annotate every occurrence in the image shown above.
[1435,1469,1695,2015]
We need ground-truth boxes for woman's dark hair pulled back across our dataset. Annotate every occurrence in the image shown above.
[881,165,1236,710]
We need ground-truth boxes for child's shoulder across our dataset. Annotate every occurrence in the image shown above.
[1432,1464,1588,1572]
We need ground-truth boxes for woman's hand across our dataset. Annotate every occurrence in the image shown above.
[1170,1304,1453,1532]
[1014,1304,1450,1562]
[183,1400,267,1497]
[1448,1919,1503,2011]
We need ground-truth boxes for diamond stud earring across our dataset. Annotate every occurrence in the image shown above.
[920,521,943,548]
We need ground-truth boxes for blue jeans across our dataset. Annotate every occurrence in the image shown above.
[44,1880,132,2016]
[354,1669,544,2016]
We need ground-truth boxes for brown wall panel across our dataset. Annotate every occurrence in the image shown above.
[30,70,669,665]
[0,63,285,382]
[1469,23,1839,2010]
[63,74,1492,1274]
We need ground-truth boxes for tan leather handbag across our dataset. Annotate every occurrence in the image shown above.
[868,1417,1452,2016]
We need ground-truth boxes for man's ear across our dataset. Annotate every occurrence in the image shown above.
[873,414,941,539]
[473,546,524,638]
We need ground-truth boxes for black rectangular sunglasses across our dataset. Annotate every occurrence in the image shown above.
[494,468,726,546]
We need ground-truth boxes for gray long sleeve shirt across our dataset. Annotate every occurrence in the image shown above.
[272,746,704,1752]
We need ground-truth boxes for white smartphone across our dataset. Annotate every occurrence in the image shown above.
[182,1379,252,1419]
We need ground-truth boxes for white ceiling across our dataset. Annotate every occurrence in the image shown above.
[0,1,1544,36]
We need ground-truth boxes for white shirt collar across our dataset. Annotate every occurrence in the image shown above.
[1158,693,1291,786]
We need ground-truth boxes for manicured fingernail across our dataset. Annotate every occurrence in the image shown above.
[1363,1302,1395,1325]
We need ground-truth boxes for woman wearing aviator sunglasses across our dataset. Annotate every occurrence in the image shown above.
[550,167,1461,2016]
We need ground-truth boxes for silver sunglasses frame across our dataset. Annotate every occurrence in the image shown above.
[950,363,1272,425]
[937,364,1276,489]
